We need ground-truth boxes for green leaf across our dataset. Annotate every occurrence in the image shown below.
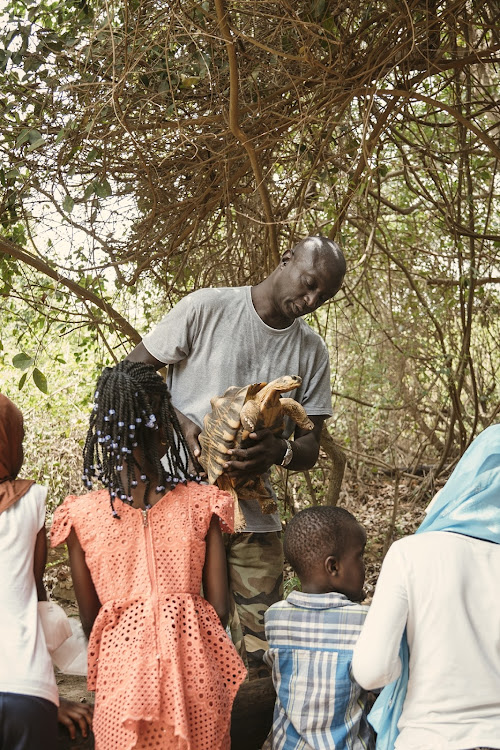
[27,137,46,152]
[27,130,43,144]
[33,367,48,394]
[18,372,27,390]
[180,74,201,88]
[83,183,95,201]
[16,128,31,147]
[94,179,112,198]
[86,148,101,163]
[63,194,74,213]
[54,128,66,145]
[12,352,34,370]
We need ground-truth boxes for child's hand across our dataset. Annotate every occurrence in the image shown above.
[58,697,94,740]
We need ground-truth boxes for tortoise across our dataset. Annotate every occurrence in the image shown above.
[198,375,314,529]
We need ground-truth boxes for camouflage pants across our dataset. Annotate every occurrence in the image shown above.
[224,531,284,681]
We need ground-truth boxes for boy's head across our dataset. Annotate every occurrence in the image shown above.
[0,393,25,481]
[284,506,366,601]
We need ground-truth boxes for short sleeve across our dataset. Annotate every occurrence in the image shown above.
[141,292,200,365]
[296,335,332,417]
[33,484,48,532]
[50,496,76,547]
[208,486,234,533]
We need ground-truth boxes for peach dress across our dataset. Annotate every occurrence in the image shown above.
[51,483,246,750]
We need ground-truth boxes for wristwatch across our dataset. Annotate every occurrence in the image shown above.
[280,439,294,467]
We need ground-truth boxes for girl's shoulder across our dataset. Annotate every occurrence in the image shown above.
[59,489,109,511]
[51,490,109,547]
[182,482,235,533]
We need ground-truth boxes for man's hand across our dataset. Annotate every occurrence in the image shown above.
[224,429,284,478]
[224,415,327,478]
[58,697,93,740]
[174,408,205,475]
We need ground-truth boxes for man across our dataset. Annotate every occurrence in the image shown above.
[127,235,346,678]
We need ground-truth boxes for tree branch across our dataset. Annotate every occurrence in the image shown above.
[0,237,140,344]
[214,0,279,267]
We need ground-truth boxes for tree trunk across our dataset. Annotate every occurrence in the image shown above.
[320,426,347,505]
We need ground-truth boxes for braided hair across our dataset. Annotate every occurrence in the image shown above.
[82,360,202,517]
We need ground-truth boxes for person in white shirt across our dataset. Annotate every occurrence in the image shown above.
[352,424,500,750]
[0,393,93,749]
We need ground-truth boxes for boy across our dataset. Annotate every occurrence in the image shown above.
[263,506,374,750]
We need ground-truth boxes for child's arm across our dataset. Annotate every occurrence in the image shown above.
[66,528,101,639]
[34,525,48,601]
[202,514,230,627]
[36,524,95,737]
[58,698,93,740]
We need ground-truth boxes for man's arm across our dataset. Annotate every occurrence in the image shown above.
[225,414,326,477]
[126,341,165,369]
[125,342,204,467]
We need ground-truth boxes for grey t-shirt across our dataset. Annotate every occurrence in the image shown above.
[142,286,333,531]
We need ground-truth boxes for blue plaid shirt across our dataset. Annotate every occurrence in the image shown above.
[264,591,375,750]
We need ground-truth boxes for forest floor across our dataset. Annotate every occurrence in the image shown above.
[47,473,432,708]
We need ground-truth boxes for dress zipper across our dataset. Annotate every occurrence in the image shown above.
[142,507,162,674]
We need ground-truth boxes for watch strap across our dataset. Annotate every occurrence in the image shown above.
[280,439,293,467]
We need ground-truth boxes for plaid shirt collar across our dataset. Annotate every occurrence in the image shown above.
[286,590,355,610]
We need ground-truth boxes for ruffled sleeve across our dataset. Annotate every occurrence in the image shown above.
[50,495,76,547]
[208,486,235,533]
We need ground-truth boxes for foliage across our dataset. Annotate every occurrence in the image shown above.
[0,0,499,498]
[0,318,115,510]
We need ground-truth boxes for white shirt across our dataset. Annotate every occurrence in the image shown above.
[352,531,500,749]
[0,484,58,705]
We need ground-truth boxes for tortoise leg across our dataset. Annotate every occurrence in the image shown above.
[217,473,247,531]
[240,400,261,440]
[280,398,314,430]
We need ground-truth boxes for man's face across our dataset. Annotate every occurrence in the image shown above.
[276,244,344,321]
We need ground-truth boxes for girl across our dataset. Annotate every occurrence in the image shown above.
[51,361,246,750]
[352,425,500,750]
[0,393,93,749]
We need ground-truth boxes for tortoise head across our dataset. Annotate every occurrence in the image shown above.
[266,375,302,393]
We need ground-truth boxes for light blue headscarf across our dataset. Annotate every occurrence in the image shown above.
[368,424,500,749]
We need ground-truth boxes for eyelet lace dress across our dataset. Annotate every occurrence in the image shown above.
[51,483,246,750]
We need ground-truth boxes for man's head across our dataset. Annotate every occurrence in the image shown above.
[272,236,345,323]
[284,505,366,601]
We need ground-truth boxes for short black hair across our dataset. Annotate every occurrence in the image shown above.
[284,506,360,578]
[82,360,201,516]
[295,236,346,278]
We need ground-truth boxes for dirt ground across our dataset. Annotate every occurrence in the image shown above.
[56,672,93,704]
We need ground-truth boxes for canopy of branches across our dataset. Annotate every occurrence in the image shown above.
[0,0,499,480]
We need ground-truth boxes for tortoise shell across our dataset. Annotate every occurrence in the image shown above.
[199,375,313,526]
